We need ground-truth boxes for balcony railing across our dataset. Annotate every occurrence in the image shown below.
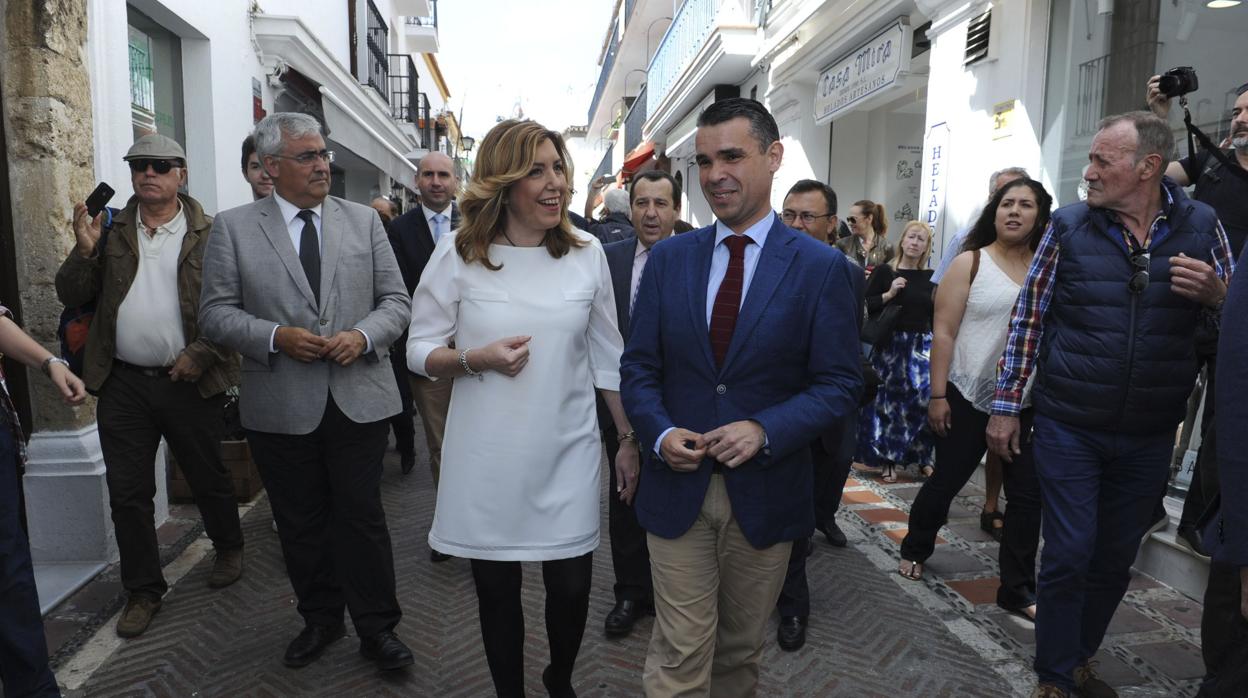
[588,19,620,124]
[414,92,433,150]
[387,54,419,123]
[592,148,614,183]
[364,0,390,102]
[1074,41,1161,137]
[624,86,648,154]
[646,0,720,116]
[405,0,438,29]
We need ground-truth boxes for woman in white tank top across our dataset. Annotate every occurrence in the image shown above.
[897,179,1054,625]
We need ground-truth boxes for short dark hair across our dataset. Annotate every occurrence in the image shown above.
[785,179,837,216]
[696,98,780,153]
[962,178,1054,253]
[241,134,256,172]
[629,170,682,208]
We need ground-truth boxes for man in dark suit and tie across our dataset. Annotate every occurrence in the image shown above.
[621,98,862,695]
[199,112,414,672]
[599,170,682,638]
[388,154,459,562]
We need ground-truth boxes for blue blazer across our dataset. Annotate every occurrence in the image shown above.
[620,217,863,548]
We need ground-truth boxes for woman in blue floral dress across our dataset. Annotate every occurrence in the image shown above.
[858,221,936,481]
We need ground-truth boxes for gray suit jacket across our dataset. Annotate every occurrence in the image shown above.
[199,195,411,434]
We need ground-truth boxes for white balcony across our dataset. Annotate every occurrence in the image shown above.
[643,0,759,141]
[404,15,439,54]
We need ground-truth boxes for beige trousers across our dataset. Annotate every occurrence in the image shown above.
[643,474,792,698]
[408,373,452,487]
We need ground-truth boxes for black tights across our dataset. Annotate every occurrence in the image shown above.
[470,552,593,698]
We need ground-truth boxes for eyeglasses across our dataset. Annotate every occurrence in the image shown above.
[1128,249,1150,294]
[781,211,834,224]
[271,150,335,165]
[128,158,181,174]
[846,216,858,225]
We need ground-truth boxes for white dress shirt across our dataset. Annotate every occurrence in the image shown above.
[114,203,188,366]
[268,193,372,353]
[423,204,452,243]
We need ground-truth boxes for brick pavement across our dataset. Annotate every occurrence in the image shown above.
[43,445,1209,697]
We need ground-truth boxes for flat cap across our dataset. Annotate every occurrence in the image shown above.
[123,133,187,162]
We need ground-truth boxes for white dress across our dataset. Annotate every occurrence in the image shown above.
[406,230,624,561]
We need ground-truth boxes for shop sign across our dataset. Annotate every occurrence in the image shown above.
[815,20,912,124]
[920,122,951,245]
[993,99,1016,141]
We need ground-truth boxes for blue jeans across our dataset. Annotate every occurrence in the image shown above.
[1031,414,1172,690]
[0,421,60,697]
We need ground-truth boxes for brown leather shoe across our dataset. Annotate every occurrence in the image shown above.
[116,594,162,638]
[208,547,244,588]
[1030,684,1069,698]
[1074,661,1118,697]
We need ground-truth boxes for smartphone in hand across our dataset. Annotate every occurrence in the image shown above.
[85,182,115,219]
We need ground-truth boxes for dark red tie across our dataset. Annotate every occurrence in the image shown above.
[709,235,752,367]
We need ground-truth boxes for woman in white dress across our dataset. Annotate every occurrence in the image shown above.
[407,119,638,698]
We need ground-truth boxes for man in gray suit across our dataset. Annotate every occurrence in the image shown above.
[199,112,414,672]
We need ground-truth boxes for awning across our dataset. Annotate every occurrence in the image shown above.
[319,86,418,188]
[621,141,655,178]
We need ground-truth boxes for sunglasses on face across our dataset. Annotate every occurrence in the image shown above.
[128,158,181,174]
[1128,249,1150,295]
[846,216,858,225]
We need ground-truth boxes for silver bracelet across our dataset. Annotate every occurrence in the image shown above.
[42,356,70,377]
[458,349,484,381]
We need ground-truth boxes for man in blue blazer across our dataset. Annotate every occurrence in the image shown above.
[620,98,862,695]
[599,170,682,639]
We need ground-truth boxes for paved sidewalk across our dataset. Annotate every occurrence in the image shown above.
[43,445,1207,697]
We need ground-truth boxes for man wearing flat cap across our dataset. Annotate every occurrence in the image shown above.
[56,133,243,639]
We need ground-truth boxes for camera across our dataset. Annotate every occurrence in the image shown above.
[1159,66,1199,98]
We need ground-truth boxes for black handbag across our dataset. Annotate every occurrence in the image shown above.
[861,303,902,347]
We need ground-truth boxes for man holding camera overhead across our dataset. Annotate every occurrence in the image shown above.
[1147,73,1248,697]
[55,133,244,640]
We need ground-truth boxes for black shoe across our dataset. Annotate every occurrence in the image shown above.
[604,599,650,637]
[777,615,807,651]
[359,630,414,671]
[1176,525,1209,558]
[430,549,452,563]
[542,666,577,698]
[819,520,848,547]
[400,452,416,475]
[283,623,345,668]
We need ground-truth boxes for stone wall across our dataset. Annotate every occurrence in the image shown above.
[2,0,96,431]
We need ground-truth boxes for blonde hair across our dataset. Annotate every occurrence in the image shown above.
[899,220,934,267]
[455,119,583,270]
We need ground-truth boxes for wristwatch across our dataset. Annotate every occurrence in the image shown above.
[41,356,70,376]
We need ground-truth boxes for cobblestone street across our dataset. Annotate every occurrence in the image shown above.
[41,438,1206,697]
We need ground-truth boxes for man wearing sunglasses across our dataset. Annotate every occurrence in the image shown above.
[55,133,244,639]
[199,112,413,673]
[986,112,1235,698]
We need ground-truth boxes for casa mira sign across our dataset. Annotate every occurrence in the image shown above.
[815,20,913,124]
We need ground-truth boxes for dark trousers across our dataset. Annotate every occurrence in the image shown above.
[386,344,415,458]
[777,417,855,619]
[0,422,59,697]
[1200,561,1248,696]
[602,423,651,603]
[899,386,1041,608]
[470,553,593,697]
[246,398,400,637]
[1031,413,1173,691]
[96,363,243,598]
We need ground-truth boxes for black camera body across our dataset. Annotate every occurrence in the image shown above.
[1159,66,1199,98]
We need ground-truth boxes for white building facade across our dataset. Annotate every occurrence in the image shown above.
[26,0,468,609]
